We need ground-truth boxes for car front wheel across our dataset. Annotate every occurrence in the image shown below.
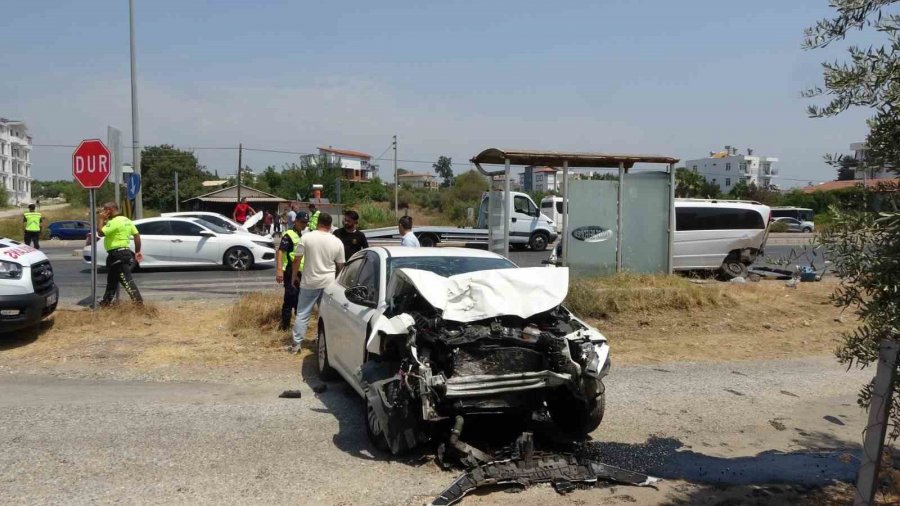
[548,386,606,437]
[316,322,337,380]
[224,246,253,271]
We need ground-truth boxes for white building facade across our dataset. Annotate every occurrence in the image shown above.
[0,118,32,205]
[533,167,561,192]
[316,146,374,181]
[684,146,778,193]
[850,142,894,180]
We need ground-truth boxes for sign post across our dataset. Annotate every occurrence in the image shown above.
[72,139,112,309]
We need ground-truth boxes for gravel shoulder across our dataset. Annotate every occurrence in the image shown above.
[0,355,869,505]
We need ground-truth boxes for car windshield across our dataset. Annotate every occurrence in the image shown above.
[191,218,232,234]
[388,256,516,279]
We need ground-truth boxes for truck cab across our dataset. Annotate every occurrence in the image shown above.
[0,238,58,333]
[477,191,557,250]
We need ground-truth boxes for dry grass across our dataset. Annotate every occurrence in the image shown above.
[1,294,304,370]
[585,279,855,364]
[565,273,731,318]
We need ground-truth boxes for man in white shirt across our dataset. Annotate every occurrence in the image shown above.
[288,212,345,353]
[399,216,420,247]
[285,203,298,230]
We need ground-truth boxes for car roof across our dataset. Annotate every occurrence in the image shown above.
[373,246,508,260]
[162,211,223,216]
[675,199,770,212]
[133,216,207,225]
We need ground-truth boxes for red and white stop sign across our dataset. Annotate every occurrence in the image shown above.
[72,139,112,189]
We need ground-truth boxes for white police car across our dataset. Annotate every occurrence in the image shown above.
[0,238,58,333]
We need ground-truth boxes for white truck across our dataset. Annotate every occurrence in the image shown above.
[0,238,59,333]
[364,191,558,250]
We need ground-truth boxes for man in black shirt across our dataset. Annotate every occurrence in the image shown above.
[333,210,369,261]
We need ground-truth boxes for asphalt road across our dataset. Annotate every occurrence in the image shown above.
[42,243,824,305]
[0,357,867,505]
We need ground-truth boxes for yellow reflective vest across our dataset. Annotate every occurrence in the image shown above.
[24,212,42,232]
[282,230,305,272]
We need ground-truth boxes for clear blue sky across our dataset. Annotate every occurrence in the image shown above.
[0,0,877,186]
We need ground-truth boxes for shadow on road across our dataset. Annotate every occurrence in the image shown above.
[575,431,859,487]
[0,318,54,350]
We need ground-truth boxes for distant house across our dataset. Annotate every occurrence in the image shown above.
[850,142,895,180]
[398,172,439,190]
[316,146,374,181]
[533,167,561,192]
[684,145,779,192]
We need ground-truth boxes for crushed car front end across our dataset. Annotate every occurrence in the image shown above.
[362,267,610,454]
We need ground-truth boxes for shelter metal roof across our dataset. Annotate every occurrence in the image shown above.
[470,148,679,169]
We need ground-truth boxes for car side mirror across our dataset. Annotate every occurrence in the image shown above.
[199,230,215,237]
[345,285,375,308]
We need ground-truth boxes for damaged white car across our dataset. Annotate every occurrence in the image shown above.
[316,247,611,455]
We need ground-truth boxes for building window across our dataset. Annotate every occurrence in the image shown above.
[740,163,747,172]
[692,165,697,172]
[725,178,731,186]
[726,163,731,171]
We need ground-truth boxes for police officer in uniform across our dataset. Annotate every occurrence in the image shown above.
[98,202,143,306]
[307,203,320,232]
[276,211,309,330]
[23,204,43,249]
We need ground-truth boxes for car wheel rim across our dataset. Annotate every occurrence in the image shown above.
[725,262,744,276]
[229,249,250,269]
[317,328,326,370]
[534,236,546,249]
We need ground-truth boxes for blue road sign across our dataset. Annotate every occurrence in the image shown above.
[126,173,141,200]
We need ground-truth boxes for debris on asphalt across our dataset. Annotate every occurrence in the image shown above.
[431,432,660,506]
[278,390,302,399]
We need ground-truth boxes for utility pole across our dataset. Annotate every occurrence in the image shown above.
[129,0,143,219]
[393,134,398,217]
[237,143,242,202]
[174,171,179,212]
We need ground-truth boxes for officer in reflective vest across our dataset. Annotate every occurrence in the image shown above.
[23,204,44,249]
[307,203,320,232]
[276,211,309,330]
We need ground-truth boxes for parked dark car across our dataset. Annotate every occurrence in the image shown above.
[47,220,91,240]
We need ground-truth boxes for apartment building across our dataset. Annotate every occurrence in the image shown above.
[684,145,779,192]
[0,118,32,205]
[316,146,375,181]
[850,142,894,180]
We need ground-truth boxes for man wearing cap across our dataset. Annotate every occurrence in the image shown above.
[275,210,309,330]
[23,204,44,249]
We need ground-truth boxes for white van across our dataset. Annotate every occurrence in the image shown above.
[0,238,58,333]
[548,199,770,278]
[540,196,565,233]
[673,199,771,277]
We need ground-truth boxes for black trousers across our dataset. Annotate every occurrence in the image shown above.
[24,231,40,249]
[280,271,300,329]
[102,249,143,304]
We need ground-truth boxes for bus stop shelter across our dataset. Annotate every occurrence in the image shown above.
[471,148,679,274]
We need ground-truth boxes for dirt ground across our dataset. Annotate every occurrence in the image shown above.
[1,279,877,505]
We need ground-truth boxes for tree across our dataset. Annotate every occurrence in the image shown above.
[433,156,454,187]
[803,0,900,175]
[140,145,213,211]
[819,186,900,437]
[0,184,8,208]
[830,154,859,181]
[675,167,721,198]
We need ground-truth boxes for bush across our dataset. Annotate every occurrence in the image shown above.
[357,202,395,229]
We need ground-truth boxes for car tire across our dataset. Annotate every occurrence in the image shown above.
[548,388,606,437]
[719,255,749,279]
[529,232,549,251]
[223,246,254,271]
[417,233,438,247]
[802,227,813,233]
[50,235,61,241]
[365,391,391,452]
[316,321,337,380]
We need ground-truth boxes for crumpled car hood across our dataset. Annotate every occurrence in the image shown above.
[392,267,569,323]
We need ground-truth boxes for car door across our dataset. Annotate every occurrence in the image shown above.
[168,220,220,265]
[322,256,365,379]
[512,195,537,241]
[73,221,90,240]
[338,251,381,376]
[133,221,174,266]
